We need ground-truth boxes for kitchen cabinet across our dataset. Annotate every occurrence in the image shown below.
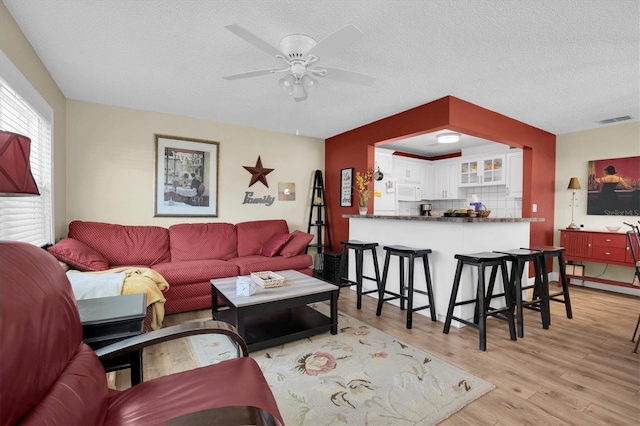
[420,162,433,200]
[375,149,393,175]
[458,154,506,187]
[393,157,421,183]
[433,160,462,200]
[506,151,523,198]
[459,158,480,186]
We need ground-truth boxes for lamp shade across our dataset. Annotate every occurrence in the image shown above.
[567,177,581,190]
[0,130,40,196]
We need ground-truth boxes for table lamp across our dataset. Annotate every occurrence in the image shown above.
[0,130,40,196]
[566,177,581,230]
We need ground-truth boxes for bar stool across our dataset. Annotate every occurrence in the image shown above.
[494,249,549,337]
[443,252,517,351]
[376,245,436,329]
[336,240,382,309]
[524,245,573,323]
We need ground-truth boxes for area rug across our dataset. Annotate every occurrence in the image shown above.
[189,304,494,425]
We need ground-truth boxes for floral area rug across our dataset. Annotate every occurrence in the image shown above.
[189,303,493,425]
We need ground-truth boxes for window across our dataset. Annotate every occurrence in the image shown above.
[0,51,53,246]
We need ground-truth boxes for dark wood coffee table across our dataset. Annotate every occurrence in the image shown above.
[77,293,146,385]
[210,270,338,352]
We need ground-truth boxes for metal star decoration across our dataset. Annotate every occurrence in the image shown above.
[243,156,274,188]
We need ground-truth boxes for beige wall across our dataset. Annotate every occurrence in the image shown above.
[555,121,640,283]
[0,2,67,238]
[66,100,324,234]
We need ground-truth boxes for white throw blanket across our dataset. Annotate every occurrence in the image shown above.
[66,271,125,300]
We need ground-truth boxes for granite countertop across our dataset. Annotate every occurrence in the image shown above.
[343,214,545,223]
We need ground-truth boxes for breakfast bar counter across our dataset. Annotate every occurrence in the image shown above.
[342,214,544,326]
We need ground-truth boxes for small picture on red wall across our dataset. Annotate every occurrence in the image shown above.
[587,155,640,216]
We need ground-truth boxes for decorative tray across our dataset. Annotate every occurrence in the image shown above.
[443,212,477,217]
[251,271,285,288]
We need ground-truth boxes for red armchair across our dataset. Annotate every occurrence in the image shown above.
[0,241,283,425]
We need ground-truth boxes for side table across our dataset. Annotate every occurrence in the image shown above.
[77,293,147,385]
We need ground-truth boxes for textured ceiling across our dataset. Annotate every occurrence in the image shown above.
[3,0,639,153]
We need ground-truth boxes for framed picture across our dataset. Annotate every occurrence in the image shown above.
[154,134,219,217]
[340,168,353,207]
[278,182,296,201]
[587,155,639,216]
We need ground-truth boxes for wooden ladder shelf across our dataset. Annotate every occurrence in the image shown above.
[306,170,332,259]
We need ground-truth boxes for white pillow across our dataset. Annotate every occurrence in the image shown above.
[66,271,126,300]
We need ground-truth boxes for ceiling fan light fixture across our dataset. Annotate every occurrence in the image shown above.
[292,82,306,99]
[301,74,318,93]
[437,132,461,144]
[279,74,296,94]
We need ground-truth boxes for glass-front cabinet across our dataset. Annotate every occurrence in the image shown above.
[459,154,505,187]
[482,155,504,184]
[460,159,479,186]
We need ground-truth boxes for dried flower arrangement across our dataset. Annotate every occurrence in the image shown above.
[355,170,374,208]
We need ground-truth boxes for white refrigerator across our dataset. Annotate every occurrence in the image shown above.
[373,177,398,215]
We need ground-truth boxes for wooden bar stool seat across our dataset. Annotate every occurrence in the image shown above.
[336,240,381,309]
[376,245,436,329]
[443,252,517,351]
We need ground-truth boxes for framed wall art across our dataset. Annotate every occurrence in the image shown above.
[586,155,639,216]
[154,134,219,217]
[278,182,296,201]
[340,168,353,207]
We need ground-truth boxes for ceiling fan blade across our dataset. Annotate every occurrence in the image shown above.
[223,69,282,80]
[307,24,364,60]
[225,24,285,58]
[318,67,376,86]
[294,94,308,102]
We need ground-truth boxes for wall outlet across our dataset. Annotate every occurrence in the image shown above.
[532,203,537,212]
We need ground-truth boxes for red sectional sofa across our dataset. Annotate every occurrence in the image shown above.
[48,219,314,315]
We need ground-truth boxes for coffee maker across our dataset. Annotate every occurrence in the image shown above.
[419,203,432,216]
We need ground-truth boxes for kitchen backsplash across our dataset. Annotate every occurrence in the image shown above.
[398,186,522,217]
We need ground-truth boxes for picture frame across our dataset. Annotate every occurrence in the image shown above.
[340,168,353,207]
[586,155,639,216]
[154,134,219,217]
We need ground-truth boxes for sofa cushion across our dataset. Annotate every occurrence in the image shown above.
[68,221,170,266]
[169,223,237,261]
[280,230,315,258]
[152,259,240,285]
[228,254,313,275]
[47,238,110,272]
[161,282,220,315]
[259,233,291,257]
[236,220,289,257]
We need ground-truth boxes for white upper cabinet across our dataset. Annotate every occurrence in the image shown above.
[433,160,463,199]
[506,151,523,198]
[375,149,394,175]
[459,154,506,187]
[393,156,422,183]
[420,162,433,199]
[459,158,480,186]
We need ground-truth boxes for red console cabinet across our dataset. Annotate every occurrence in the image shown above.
[560,230,634,268]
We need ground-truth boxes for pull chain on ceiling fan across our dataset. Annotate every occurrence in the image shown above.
[223,24,376,102]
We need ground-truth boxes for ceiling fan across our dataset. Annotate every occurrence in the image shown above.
[223,24,376,102]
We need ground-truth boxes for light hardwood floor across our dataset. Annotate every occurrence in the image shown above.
[115,284,640,425]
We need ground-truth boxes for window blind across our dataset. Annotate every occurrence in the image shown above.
[0,76,53,246]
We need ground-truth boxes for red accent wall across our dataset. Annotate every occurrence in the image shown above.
[325,96,556,251]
